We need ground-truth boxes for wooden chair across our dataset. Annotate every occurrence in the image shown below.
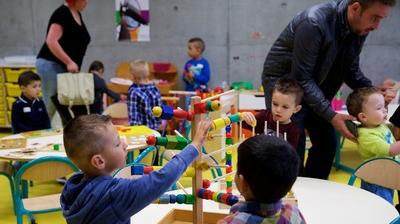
[103,102,129,125]
[348,157,400,190]
[14,156,79,224]
[0,160,15,214]
[115,61,132,80]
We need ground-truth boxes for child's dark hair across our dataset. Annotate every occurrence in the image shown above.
[272,78,304,105]
[346,87,380,118]
[63,114,112,170]
[88,60,104,73]
[237,135,299,203]
[18,71,41,87]
[188,37,205,53]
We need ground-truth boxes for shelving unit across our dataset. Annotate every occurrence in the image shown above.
[0,64,36,128]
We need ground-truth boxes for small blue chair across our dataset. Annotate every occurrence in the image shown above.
[348,157,400,190]
[390,216,400,224]
[14,156,79,224]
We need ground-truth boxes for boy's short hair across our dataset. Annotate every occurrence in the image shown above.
[88,60,104,72]
[346,87,380,118]
[129,60,150,80]
[272,78,304,105]
[18,71,41,87]
[63,114,112,171]
[188,37,205,53]
[237,135,299,203]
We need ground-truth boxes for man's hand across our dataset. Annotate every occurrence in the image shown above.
[331,113,357,142]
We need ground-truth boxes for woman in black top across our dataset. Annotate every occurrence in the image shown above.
[36,0,90,120]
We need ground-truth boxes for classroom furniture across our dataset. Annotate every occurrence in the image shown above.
[131,177,399,224]
[110,61,178,96]
[0,160,15,214]
[103,102,129,125]
[13,156,78,224]
[390,216,400,224]
[0,64,37,128]
[348,157,400,191]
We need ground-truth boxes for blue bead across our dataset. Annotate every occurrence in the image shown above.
[131,164,144,175]
[169,194,176,203]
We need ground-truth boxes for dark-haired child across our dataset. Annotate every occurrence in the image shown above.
[183,37,210,91]
[11,71,51,133]
[218,135,305,224]
[242,78,303,149]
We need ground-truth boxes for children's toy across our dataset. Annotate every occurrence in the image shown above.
[152,105,194,121]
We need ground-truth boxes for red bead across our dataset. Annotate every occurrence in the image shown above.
[146,135,156,145]
[143,166,153,174]
[202,179,211,189]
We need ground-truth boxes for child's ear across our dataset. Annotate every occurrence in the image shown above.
[294,104,302,113]
[357,112,367,123]
[91,154,106,169]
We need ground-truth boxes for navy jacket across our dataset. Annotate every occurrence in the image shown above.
[61,145,198,224]
[262,0,372,121]
[11,95,51,133]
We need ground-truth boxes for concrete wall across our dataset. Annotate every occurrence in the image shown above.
[0,0,399,91]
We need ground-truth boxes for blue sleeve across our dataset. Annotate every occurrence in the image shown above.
[182,61,191,84]
[194,59,210,85]
[11,103,27,134]
[41,102,51,129]
[110,144,199,219]
[128,89,139,125]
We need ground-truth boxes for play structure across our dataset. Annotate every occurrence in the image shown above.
[116,89,295,223]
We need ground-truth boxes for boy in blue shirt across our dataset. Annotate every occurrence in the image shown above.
[11,71,51,133]
[61,114,211,224]
[218,135,305,224]
[183,37,210,91]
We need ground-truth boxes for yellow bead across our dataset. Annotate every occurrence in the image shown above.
[184,167,195,177]
[212,118,226,131]
[211,100,221,111]
[152,106,163,117]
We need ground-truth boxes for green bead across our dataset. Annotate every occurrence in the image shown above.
[185,194,195,204]
[229,114,241,123]
[226,181,233,187]
[156,137,168,146]
[53,144,59,151]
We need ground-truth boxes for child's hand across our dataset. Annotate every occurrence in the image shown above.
[191,120,212,150]
[242,112,257,127]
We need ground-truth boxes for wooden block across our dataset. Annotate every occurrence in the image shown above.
[0,138,27,149]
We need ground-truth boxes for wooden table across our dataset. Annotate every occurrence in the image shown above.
[131,177,399,224]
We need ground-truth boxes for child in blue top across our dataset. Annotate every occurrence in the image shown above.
[218,135,305,224]
[127,60,162,130]
[61,114,211,224]
[11,71,51,133]
[183,37,210,91]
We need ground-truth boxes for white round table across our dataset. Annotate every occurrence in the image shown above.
[131,177,399,224]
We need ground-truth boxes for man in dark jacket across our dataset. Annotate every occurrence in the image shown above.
[261,0,396,179]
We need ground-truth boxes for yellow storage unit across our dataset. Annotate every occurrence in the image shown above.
[6,97,16,109]
[6,83,21,97]
[4,67,36,83]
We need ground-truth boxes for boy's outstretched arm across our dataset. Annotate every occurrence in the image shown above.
[112,120,212,219]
